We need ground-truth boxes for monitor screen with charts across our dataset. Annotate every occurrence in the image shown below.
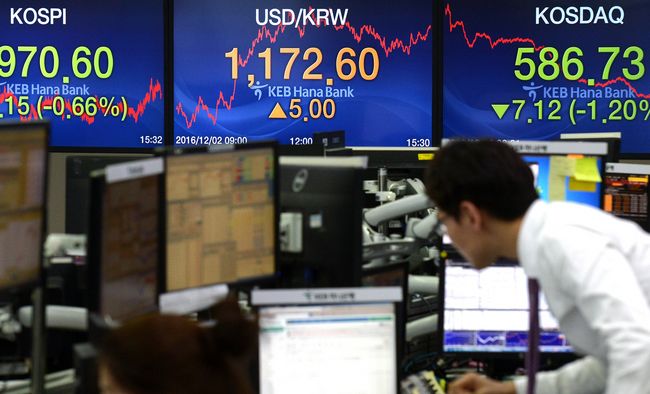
[174,0,434,147]
[442,0,650,155]
[0,122,48,294]
[253,287,401,394]
[165,144,276,292]
[604,163,650,231]
[441,257,572,354]
[87,158,162,322]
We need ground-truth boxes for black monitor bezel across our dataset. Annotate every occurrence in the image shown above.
[160,141,280,297]
[0,120,50,297]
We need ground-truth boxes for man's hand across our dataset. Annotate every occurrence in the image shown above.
[448,373,517,394]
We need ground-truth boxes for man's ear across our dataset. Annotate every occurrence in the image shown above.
[458,201,483,230]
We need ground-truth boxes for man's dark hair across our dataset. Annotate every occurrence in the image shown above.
[425,140,538,220]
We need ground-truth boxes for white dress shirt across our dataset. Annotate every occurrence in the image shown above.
[513,200,650,394]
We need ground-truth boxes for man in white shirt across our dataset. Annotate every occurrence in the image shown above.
[426,140,650,394]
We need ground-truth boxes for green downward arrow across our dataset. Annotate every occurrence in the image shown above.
[491,104,510,119]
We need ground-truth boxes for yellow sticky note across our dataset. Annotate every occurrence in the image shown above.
[548,174,566,201]
[568,178,597,192]
[550,156,576,177]
[418,153,434,161]
[573,157,602,183]
[548,156,571,201]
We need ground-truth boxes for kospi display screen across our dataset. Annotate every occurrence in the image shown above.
[443,1,650,155]
[0,2,164,149]
[174,0,433,147]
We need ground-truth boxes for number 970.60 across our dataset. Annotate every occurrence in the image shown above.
[0,45,114,79]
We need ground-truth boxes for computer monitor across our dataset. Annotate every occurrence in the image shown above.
[440,140,608,246]
[604,163,650,231]
[278,156,366,287]
[173,0,434,148]
[523,155,603,208]
[508,140,608,209]
[87,158,162,322]
[438,254,572,355]
[3,0,164,149]
[164,143,277,293]
[252,287,402,394]
[0,121,49,295]
[441,0,649,156]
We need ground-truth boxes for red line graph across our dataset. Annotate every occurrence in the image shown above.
[176,19,432,129]
[0,79,162,124]
[577,77,650,99]
[445,4,543,51]
[175,80,238,129]
[129,79,164,122]
[445,3,647,98]
[238,21,432,68]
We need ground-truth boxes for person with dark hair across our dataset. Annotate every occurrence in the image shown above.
[98,297,257,394]
[427,140,650,394]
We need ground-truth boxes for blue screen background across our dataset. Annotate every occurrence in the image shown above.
[524,154,602,208]
[174,0,433,146]
[0,0,164,148]
[443,1,650,154]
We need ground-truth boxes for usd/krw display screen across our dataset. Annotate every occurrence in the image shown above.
[174,0,433,147]
[0,1,164,148]
[443,1,650,154]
